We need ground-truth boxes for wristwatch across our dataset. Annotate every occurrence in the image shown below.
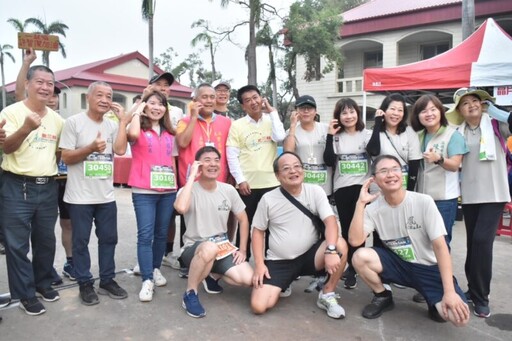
[325,244,337,254]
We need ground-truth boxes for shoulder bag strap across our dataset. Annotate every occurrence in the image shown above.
[279,187,316,221]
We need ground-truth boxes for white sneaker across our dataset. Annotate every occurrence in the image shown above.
[162,254,181,270]
[133,264,141,276]
[139,280,154,302]
[153,268,167,287]
[317,291,345,319]
[279,285,292,298]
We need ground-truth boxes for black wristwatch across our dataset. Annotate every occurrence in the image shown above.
[434,155,444,165]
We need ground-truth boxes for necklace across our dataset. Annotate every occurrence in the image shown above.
[467,125,480,135]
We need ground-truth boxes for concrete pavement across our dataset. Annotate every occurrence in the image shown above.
[0,187,511,340]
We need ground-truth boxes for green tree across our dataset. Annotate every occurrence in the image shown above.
[25,17,68,67]
[142,0,156,80]
[282,0,344,99]
[0,44,15,109]
[191,19,218,83]
[7,18,31,61]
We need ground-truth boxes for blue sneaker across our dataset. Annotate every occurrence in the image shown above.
[202,275,223,294]
[182,290,206,318]
[62,262,76,281]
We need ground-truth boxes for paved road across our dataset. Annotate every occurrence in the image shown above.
[0,188,511,340]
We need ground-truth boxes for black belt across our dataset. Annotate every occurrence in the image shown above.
[3,171,55,185]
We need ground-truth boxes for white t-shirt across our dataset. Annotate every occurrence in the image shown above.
[364,191,446,266]
[59,112,119,204]
[378,126,423,165]
[253,184,334,260]
[182,181,246,248]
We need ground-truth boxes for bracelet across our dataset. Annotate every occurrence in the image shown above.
[324,250,338,255]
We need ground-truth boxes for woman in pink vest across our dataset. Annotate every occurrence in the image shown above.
[123,91,178,302]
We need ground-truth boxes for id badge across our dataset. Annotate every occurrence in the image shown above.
[205,141,215,147]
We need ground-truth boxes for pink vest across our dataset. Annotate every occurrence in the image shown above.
[128,128,176,192]
[178,114,231,187]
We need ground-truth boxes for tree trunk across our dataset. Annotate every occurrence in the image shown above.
[268,46,277,108]
[43,51,50,68]
[462,0,475,40]
[247,4,257,85]
[1,59,6,109]
[148,16,154,80]
[210,43,216,83]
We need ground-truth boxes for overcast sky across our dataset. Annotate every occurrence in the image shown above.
[0,0,294,89]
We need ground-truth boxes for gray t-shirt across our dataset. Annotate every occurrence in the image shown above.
[288,122,332,195]
[182,181,245,248]
[253,184,334,260]
[459,122,511,204]
[332,129,372,190]
[59,112,119,204]
[364,191,446,266]
[379,126,423,165]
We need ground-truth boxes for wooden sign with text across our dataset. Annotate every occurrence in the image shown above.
[18,33,59,51]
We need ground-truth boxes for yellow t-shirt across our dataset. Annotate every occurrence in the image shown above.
[227,116,279,189]
[0,101,64,176]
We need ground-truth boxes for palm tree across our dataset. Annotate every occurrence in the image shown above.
[0,44,16,109]
[142,0,156,80]
[191,20,217,83]
[25,17,68,68]
[7,18,31,61]
[256,22,279,107]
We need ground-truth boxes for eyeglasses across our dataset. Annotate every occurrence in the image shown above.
[215,89,230,94]
[374,167,402,176]
[454,87,478,98]
[280,164,303,174]
[297,106,315,113]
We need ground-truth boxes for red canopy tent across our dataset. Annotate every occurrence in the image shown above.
[363,18,512,92]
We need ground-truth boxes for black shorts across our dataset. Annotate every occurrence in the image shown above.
[57,179,70,220]
[180,241,236,275]
[263,239,325,290]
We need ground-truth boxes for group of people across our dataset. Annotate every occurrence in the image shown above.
[0,49,509,327]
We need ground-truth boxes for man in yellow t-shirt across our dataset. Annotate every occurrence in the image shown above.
[226,85,286,259]
[0,65,64,316]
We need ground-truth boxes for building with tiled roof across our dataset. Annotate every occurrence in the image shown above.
[295,0,512,122]
[5,51,192,118]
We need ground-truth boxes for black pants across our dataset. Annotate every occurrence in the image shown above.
[462,202,504,307]
[237,186,276,260]
[334,184,364,268]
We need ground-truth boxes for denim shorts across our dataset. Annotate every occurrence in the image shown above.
[374,247,466,305]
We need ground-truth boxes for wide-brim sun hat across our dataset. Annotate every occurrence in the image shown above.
[446,87,495,125]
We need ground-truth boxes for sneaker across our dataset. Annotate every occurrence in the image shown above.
[464,291,473,303]
[182,290,206,318]
[162,254,181,270]
[317,291,345,319]
[0,242,5,255]
[178,267,189,279]
[62,262,76,281]
[428,305,447,323]
[139,279,154,302]
[362,293,395,319]
[344,273,357,289]
[279,286,292,298]
[98,280,128,299]
[51,268,63,286]
[473,304,491,318]
[202,275,223,294]
[391,282,406,289]
[153,268,167,287]
[79,283,99,306]
[0,296,11,308]
[304,276,326,293]
[19,297,46,316]
[133,264,141,276]
[36,287,60,302]
[412,292,426,303]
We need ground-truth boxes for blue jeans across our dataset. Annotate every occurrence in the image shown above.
[1,173,58,299]
[435,198,458,246]
[68,201,118,285]
[132,192,176,281]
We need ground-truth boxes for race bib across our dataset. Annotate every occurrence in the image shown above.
[150,166,176,190]
[303,163,327,185]
[84,153,113,179]
[384,236,417,262]
[339,153,368,176]
[208,233,238,260]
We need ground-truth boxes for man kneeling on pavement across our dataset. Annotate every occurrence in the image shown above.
[250,151,348,319]
[174,146,253,318]
[348,155,469,326]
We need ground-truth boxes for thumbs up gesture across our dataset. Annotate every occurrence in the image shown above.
[90,131,107,153]
[0,118,6,145]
